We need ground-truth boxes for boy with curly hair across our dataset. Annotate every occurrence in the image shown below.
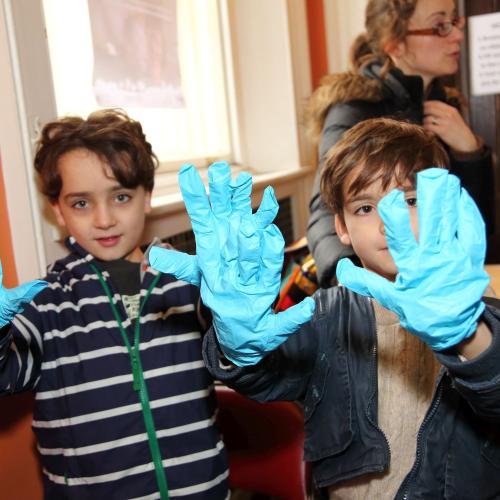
[0,109,228,499]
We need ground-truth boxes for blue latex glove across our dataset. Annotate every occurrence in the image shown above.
[149,161,315,366]
[149,161,253,286]
[337,168,489,351]
[0,260,48,328]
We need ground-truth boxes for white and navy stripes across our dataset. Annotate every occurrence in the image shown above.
[0,239,228,499]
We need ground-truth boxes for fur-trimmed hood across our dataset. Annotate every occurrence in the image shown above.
[304,71,382,142]
[304,60,463,144]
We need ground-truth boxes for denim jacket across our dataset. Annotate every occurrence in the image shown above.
[203,287,500,498]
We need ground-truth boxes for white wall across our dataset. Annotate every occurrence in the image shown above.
[323,0,368,73]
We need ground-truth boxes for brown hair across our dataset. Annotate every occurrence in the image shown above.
[34,108,158,201]
[320,118,449,218]
[349,0,419,75]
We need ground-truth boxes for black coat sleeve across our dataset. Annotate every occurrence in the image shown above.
[449,146,495,235]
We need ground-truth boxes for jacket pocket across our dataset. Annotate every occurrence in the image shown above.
[303,352,329,422]
[303,344,352,462]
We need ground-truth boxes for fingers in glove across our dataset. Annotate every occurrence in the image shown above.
[238,215,261,285]
[254,186,279,230]
[378,189,417,264]
[221,172,253,264]
[457,188,487,268]
[230,172,253,217]
[179,164,220,276]
[208,162,232,219]
[416,168,448,248]
[260,224,285,290]
[178,164,212,235]
[440,173,460,245]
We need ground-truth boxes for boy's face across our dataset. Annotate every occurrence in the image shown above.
[335,166,419,281]
[51,148,152,262]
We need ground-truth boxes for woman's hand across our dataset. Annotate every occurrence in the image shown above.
[423,100,478,153]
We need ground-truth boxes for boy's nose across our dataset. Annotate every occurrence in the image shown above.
[94,204,116,229]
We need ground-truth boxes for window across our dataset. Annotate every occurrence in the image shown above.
[2,0,313,277]
[42,0,231,169]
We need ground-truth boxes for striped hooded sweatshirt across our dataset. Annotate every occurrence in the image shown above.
[0,237,228,499]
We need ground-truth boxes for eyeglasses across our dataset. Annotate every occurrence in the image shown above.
[406,15,466,38]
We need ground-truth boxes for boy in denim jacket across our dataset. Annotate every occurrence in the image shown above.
[150,118,500,499]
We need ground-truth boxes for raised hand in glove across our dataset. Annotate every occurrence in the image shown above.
[149,161,315,366]
[0,260,47,327]
[337,168,489,351]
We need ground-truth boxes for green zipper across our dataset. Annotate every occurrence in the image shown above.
[91,264,168,500]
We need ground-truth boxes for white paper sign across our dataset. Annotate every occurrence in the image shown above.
[469,12,500,96]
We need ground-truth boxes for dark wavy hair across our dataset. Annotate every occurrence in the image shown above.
[321,117,449,219]
[34,108,158,201]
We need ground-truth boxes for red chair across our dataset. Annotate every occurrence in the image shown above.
[215,384,309,500]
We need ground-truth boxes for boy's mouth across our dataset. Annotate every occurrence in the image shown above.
[96,235,121,247]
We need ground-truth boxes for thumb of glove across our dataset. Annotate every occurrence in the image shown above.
[8,279,48,307]
[0,279,47,327]
[149,246,201,286]
[267,296,316,351]
[337,258,396,311]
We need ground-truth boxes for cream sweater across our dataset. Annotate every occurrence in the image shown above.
[328,300,442,500]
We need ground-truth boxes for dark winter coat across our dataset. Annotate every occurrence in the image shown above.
[203,287,500,498]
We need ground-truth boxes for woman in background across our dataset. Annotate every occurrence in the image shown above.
[306,0,494,288]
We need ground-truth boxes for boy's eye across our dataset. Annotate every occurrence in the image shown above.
[72,200,88,209]
[115,193,131,203]
[405,197,417,208]
[355,205,373,215]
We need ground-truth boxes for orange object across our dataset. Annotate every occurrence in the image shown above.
[0,155,18,287]
[306,0,328,89]
[0,155,43,498]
